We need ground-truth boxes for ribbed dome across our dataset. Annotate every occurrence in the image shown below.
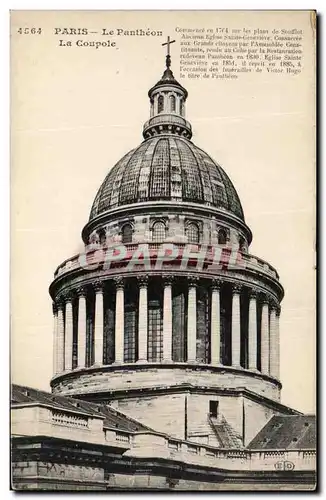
[90,136,244,221]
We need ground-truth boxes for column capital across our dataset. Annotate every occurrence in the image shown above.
[52,302,58,315]
[270,297,279,310]
[76,286,87,297]
[62,290,73,303]
[187,275,200,288]
[56,296,65,309]
[269,297,281,315]
[162,274,174,286]
[211,278,223,291]
[260,293,272,306]
[93,280,104,293]
[114,276,125,290]
[231,282,243,294]
[248,287,259,299]
[137,275,149,288]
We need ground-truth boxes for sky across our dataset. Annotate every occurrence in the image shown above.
[11,10,315,413]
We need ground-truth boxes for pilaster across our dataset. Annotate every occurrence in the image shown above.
[163,275,173,362]
[260,295,270,375]
[114,278,125,364]
[138,276,149,363]
[248,288,258,371]
[187,276,198,363]
[77,286,87,369]
[231,284,242,368]
[210,279,222,366]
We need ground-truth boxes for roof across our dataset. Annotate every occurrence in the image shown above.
[11,384,152,433]
[89,136,244,221]
[148,67,188,97]
[209,414,243,448]
[247,415,316,450]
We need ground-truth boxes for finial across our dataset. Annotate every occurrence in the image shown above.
[162,36,175,68]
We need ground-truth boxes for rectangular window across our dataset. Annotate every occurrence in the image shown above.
[124,282,138,363]
[148,301,163,361]
[209,400,219,418]
[147,282,163,362]
[172,284,187,362]
[196,285,211,363]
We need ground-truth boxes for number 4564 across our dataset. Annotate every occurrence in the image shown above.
[17,27,42,35]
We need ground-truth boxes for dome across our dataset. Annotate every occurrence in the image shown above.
[51,42,284,428]
[89,135,244,221]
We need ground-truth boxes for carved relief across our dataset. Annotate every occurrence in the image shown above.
[37,462,103,481]
[93,280,104,292]
[114,277,125,290]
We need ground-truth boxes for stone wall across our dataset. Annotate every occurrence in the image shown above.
[12,459,316,491]
[110,393,186,439]
[12,461,106,491]
[106,472,316,491]
[52,365,280,402]
[88,208,248,250]
[244,397,276,446]
[109,391,270,445]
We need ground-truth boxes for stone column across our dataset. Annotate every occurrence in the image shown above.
[77,287,87,369]
[260,296,270,375]
[187,277,198,363]
[52,303,58,376]
[163,93,168,112]
[64,292,73,371]
[231,284,242,368]
[269,302,280,379]
[93,281,104,366]
[275,308,281,378]
[163,276,173,362]
[154,95,158,115]
[56,298,65,374]
[138,277,148,362]
[114,278,124,364]
[176,95,181,115]
[248,289,258,370]
[210,280,221,366]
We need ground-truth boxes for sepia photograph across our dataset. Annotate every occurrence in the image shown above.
[10,10,316,491]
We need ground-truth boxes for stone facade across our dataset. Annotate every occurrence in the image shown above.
[11,46,316,491]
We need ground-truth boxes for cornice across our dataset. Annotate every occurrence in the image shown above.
[49,265,284,303]
[50,362,282,390]
[82,200,252,245]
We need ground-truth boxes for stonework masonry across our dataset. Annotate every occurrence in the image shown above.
[11,44,316,491]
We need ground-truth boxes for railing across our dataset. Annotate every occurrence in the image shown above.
[12,403,315,472]
[172,439,316,470]
[53,243,279,281]
[143,114,192,133]
[115,431,130,444]
[51,410,89,429]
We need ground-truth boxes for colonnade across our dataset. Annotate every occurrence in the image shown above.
[52,276,280,380]
[150,91,184,117]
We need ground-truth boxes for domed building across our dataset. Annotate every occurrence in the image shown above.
[11,45,316,491]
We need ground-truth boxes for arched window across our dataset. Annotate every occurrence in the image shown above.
[89,232,98,245]
[121,224,133,244]
[152,221,166,242]
[98,228,106,246]
[186,223,200,244]
[180,100,185,117]
[239,236,246,252]
[218,228,227,245]
[169,94,176,112]
[158,95,164,114]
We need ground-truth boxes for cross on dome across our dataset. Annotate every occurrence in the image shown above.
[162,35,175,68]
